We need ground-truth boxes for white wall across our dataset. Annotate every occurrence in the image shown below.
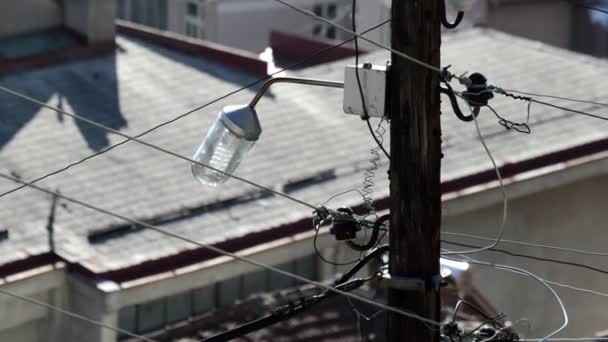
[0,266,66,342]
[444,173,608,338]
[485,1,572,49]
[0,0,62,38]
[64,0,117,43]
[168,0,352,53]
[356,0,390,51]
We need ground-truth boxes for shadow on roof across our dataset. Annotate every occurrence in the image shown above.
[125,36,275,102]
[0,54,125,151]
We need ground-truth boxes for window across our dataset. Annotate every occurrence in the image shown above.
[312,2,340,39]
[327,4,337,19]
[192,285,215,314]
[166,292,192,324]
[269,261,296,291]
[185,1,206,39]
[121,0,168,30]
[117,306,136,339]
[313,4,323,16]
[242,269,268,299]
[326,26,336,39]
[295,254,318,282]
[313,25,323,36]
[137,298,165,333]
[116,254,319,337]
[218,277,242,307]
[117,0,129,19]
[187,2,198,16]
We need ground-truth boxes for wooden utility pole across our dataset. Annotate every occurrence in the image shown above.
[388,0,443,341]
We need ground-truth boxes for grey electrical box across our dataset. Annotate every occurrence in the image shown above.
[343,64,387,118]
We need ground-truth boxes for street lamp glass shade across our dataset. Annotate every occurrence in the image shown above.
[448,0,477,11]
[192,105,262,186]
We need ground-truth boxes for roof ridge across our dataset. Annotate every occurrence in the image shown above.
[115,20,268,76]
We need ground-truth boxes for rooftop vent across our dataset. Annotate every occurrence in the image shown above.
[283,169,336,193]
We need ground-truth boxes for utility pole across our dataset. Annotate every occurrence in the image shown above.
[388,0,442,341]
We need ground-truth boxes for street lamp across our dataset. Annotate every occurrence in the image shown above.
[191,77,344,186]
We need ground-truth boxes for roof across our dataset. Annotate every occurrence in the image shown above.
[0,28,607,279]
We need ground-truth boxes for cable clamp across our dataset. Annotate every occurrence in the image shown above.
[380,272,443,292]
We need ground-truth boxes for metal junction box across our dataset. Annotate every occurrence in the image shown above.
[343,64,388,118]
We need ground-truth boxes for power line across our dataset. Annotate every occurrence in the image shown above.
[441,231,608,257]
[441,239,608,276]
[456,253,608,341]
[500,89,608,108]
[493,88,608,122]
[351,0,390,161]
[442,101,509,256]
[442,254,568,342]
[0,286,156,341]
[0,172,443,327]
[442,249,608,301]
[0,18,391,202]
[270,0,467,83]
[524,339,608,341]
[577,3,608,15]
[532,98,608,122]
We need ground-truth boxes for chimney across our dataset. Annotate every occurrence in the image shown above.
[63,0,116,43]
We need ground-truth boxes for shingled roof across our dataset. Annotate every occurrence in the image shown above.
[0,28,607,279]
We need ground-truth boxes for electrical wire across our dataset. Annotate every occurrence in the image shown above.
[531,98,608,122]
[441,249,608,301]
[443,254,568,342]
[523,338,608,341]
[529,98,608,122]
[441,239,608,276]
[576,3,608,15]
[441,231,608,257]
[353,0,376,219]
[0,172,443,327]
[313,218,360,266]
[493,88,608,122]
[460,314,508,340]
[270,0,466,83]
[352,0,390,160]
[499,89,608,108]
[451,298,496,323]
[0,18,392,201]
[0,286,156,342]
[488,102,532,134]
[442,103,509,256]
[351,0,389,225]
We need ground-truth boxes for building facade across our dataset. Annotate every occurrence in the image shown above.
[116,0,354,53]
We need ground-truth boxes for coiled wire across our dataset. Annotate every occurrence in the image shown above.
[361,118,387,220]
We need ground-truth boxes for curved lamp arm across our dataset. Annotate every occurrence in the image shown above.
[249,77,344,108]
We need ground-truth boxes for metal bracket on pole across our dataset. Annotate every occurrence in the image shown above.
[380,267,450,292]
